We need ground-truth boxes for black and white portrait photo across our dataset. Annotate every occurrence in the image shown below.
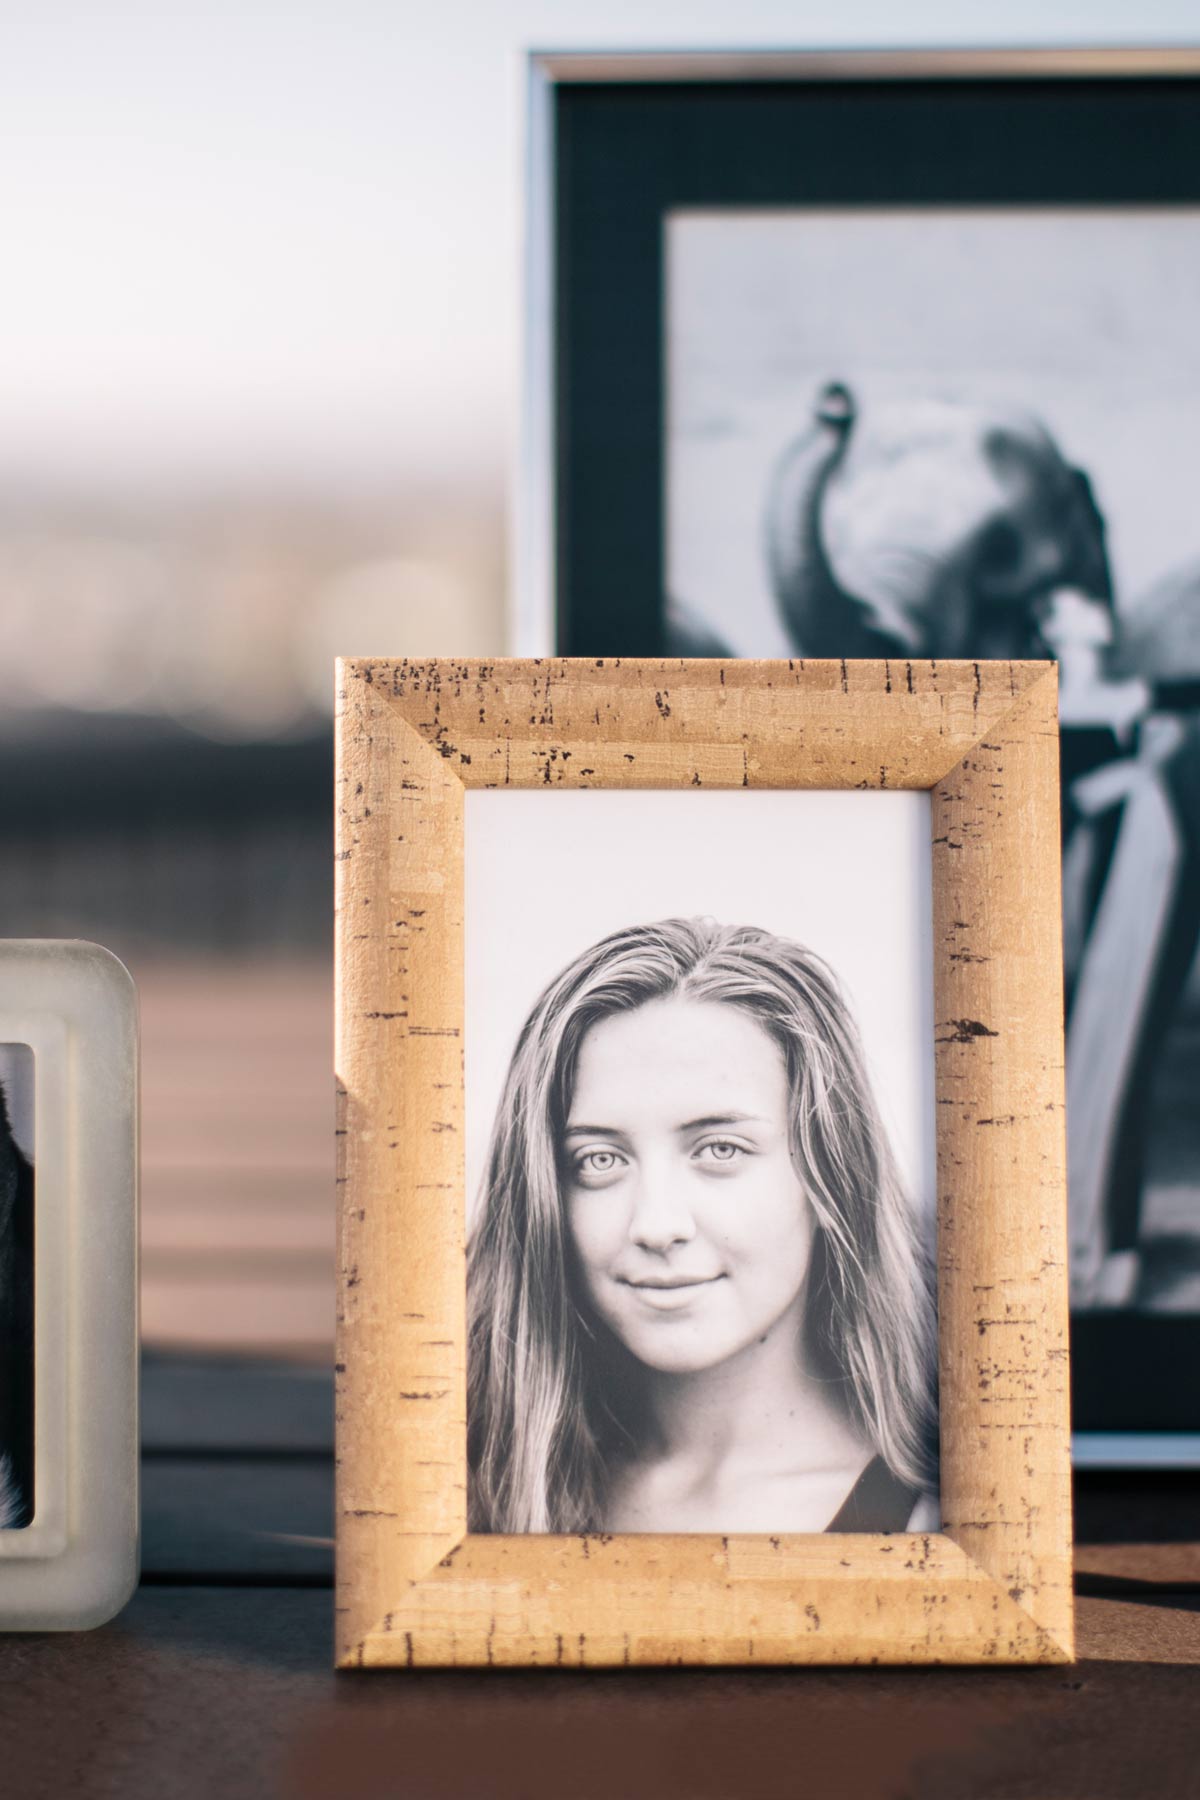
[0,1044,34,1530]
[464,790,938,1535]
[666,207,1200,1354]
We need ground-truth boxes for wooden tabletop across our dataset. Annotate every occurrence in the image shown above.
[2,959,1198,1796]
[5,1350,1200,1800]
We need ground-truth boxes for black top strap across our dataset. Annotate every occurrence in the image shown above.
[825,1455,920,1533]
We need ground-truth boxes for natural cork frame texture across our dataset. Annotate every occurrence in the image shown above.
[334,657,1072,1669]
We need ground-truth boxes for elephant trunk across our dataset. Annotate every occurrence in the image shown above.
[765,383,902,659]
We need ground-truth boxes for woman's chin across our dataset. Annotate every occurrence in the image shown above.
[609,1323,743,1377]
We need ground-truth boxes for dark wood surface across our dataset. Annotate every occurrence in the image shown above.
[2,961,1198,1796]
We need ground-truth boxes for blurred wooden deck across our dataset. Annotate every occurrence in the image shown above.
[139,957,334,1356]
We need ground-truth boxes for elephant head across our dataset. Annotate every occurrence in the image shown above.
[766,384,1112,661]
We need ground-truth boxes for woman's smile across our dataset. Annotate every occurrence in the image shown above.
[619,1271,728,1310]
[621,1273,725,1290]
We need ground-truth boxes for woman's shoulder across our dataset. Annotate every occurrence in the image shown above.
[904,1489,941,1532]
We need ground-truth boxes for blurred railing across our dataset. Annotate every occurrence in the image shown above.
[0,726,331,956]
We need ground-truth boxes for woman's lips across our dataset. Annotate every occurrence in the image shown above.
[623,1275,722,1289]
[618,1274,725,1306]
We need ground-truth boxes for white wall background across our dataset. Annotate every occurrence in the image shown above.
[464,789,935,1234]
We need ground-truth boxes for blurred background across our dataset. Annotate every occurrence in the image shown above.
[2,2,1194,1369]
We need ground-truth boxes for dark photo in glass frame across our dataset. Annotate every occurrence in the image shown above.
[524,47,1200,1456]
[0,1043,33,1529]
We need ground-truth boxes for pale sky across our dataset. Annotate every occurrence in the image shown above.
[2,1,1194,493]
[0,4,1195,729]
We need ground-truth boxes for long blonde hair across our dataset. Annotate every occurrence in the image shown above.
[467,918,937,1531]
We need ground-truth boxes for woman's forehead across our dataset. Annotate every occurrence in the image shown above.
[567,996,788,1122]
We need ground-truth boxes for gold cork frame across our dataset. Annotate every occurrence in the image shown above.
[335,657,1072,1669]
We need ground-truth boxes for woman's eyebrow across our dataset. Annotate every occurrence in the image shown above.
[562,1114,768,1138]
[678,1112,768,1131]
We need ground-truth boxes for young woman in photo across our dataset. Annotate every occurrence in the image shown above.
[467,917,938,1536]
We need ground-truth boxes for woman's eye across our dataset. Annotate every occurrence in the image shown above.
[572,1148,625,1181]
[696,1140,744,1164]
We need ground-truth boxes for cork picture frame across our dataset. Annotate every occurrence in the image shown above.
[334,656,1073,1668]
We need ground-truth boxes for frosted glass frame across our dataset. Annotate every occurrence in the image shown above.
[0,941,138,1630]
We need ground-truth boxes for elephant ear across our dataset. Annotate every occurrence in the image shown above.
[973,428,1114,613]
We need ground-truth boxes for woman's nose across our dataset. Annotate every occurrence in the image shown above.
[627,1169,697,1251]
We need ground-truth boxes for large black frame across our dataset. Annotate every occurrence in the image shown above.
[538,51,1200,1446]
